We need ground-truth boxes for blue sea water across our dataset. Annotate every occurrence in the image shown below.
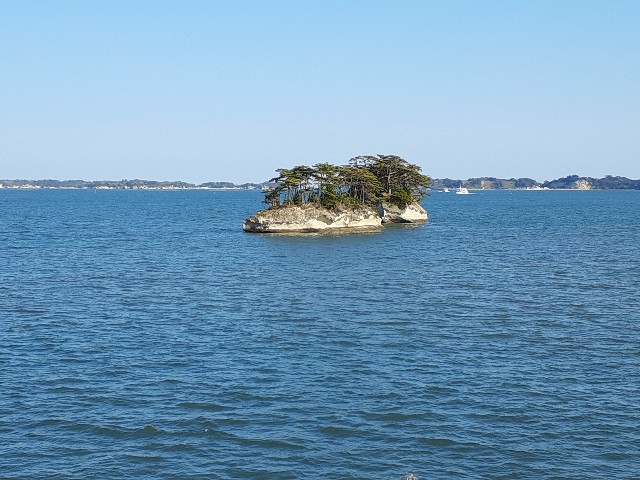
[1,189,639,479]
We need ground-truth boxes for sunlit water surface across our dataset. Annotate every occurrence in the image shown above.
[1,189,639,479]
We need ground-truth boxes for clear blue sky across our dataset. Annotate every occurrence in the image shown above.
[1,0,639,183]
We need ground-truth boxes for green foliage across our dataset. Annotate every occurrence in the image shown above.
[264,154,430,209]
[389,189,415,207]
[369,155,431,206]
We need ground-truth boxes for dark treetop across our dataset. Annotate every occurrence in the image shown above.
[263,155,431,209]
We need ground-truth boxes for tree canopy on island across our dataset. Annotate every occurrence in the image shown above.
[264,155,430,208]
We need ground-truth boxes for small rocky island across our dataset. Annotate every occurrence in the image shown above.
[243,155,430,233]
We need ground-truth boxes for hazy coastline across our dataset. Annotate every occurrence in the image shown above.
[2,174,639,191]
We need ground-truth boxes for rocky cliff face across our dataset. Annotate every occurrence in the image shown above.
[543,175,593,189]
[377,202,428,224]
[243,204,383,233]
[243,202,428,233]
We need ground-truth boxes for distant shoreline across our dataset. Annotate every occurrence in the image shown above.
[0,185,253,191]
[1,174,639,190]
[2,186,638,192]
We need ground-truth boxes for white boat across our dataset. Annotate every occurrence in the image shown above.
[455,187,470,195]
[443,188,450,193]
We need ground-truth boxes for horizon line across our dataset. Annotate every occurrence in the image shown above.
[2,173,639,185]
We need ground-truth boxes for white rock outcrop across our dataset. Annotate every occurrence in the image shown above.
[243,204,383,233]
[376,202,428,224]
[574,179,592,190]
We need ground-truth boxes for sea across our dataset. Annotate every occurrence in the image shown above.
[1,188,639,479]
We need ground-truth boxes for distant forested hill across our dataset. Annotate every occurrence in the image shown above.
[541,175,640,190]
[430,175,640,190]
[2,175,639,190]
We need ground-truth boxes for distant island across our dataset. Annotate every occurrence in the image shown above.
[0,179,268,190]
[431,175,640,190]
[1,174,639,191]
[243,155,430,233]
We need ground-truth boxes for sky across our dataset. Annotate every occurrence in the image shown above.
[1,0,639,183]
